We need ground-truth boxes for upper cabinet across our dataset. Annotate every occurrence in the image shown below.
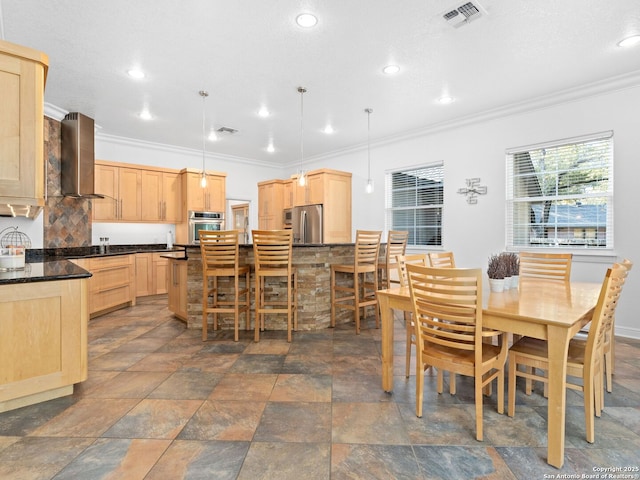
[258,169,352,242]
[93,160,182,223]
[258,179,284,230]
[0,40,48,218]
[181,169,226,213]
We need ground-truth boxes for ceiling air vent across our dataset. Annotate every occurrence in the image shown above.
[443,1,484,28]
[216,126,238,135]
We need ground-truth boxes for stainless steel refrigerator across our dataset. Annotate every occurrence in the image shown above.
[292,204,323,244]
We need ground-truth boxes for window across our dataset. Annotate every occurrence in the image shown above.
[506,131,613,250]
[385,163,444,247]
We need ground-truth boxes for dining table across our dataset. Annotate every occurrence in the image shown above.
[376,277,602,469]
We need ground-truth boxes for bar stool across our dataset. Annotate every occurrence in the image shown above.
[330,230,382,334]
[200,230,250,342]
[252,229,297,342]
[378,230,409,289]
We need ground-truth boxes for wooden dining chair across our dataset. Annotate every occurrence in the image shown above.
[330,230,382,334]
[378,230,409,289]
[518,252,572,281]
[407,264,507,441]
[507,262,630,443]
[396,253,428,377]
[427,251,456,268]
[200,230,250,342]
[252,229,297,342]
[601,258,633,391]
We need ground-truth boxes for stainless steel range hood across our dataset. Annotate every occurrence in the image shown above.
[61,112,102,197]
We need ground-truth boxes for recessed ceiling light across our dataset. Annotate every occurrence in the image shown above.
[258,107,270,117]
[139,109,152,120]
[382,65,400,75]
[208,130,218,142]
[323,125,334,134]
[438,95,455,105]
[127,68,145,79]
[296,13,318,28]
[618,34,640,48]
[266,143,275,153]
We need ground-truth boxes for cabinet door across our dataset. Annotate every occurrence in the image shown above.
[141,170,163,222]
[0,48,45,202]
[153,253,168,295]
[168,259,187,320]
[162,172,181,222]
[135,253,152,297]
[307,173,324,205]
[93,164,118,221]
[205,175,225,212]
[283,180,293,209]
[118,168,142,221]
[183,172,205,211]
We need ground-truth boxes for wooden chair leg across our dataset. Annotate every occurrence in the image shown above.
[354,271,361,335]
[416,364,424,418]
[330,269,336,328]
[405,312,412,378]
[508,355,517,417]
[475,378,484,441]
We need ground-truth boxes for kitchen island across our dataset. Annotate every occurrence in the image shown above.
[170,243,382,333]
[0,260,91,412]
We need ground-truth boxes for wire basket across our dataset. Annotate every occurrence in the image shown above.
[0,226,32,248]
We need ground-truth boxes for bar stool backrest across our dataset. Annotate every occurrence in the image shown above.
[355,230,382,269]
[252,229,294,275]
[200,230,241,271]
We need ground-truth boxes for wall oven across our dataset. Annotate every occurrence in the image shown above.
[188,211,224,244]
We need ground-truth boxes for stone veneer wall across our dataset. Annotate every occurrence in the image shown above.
[185,244,387,333]
[43,116,92,248]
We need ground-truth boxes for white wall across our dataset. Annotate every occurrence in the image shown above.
[300,84,640,339]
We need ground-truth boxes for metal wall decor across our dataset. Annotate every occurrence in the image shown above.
[457,178,487,204]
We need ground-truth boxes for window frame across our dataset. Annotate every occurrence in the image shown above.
[385,162,444,248]
[505,131,614,253]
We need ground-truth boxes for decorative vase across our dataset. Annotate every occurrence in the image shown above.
[489,278,505,293]
[510,275,519,289]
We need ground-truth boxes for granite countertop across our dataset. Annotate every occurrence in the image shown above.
[0,259,92,285]
[25,244,187,262]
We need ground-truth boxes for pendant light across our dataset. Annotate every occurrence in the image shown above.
[365,108,374,194]
[199,90,209,188]
[297,86,307,187]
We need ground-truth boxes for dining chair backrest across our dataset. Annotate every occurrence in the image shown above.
[396,254,428,287]
[354,230,382,268]
[200,230,241,271]
[385,231,409,265]
[407,264,482,354]
[519,252,572,281]
[588,261,632,362]
[428,251,456,268]
[252,229,294,275]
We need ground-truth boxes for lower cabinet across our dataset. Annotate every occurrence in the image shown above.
[0,278,88,413]
[168,258,187,321]
[73,255,136,317]
[135,252,168,297]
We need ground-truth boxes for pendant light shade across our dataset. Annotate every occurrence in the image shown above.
[298,86,307,187]
[365,108,374,194]
[199,90,208,188]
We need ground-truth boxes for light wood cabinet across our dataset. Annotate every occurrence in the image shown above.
[94,161,182,223]
[74,255,136,316]
[0,277,88,413]
[93,163,142,221]
[259,169,352,242]
[258,179,284,229]
[182,169,226,212]
[135,252,168,297]
[0,40,48,217]
[141,170,182,223]
[168,258,187,321]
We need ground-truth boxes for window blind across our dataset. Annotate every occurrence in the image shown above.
[385,163,444,247]
[506,131,613,250]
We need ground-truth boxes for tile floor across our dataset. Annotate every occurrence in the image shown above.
[1,296,639,479]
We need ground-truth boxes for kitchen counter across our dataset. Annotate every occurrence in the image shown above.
[0,259,91,285]
[26,243,185,262]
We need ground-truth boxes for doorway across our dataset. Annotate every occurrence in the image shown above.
[227,199,250,244]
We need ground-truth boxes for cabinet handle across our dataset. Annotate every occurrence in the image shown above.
[120,199,123,219]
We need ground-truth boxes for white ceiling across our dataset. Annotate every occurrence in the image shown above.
[2,0,640,168]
